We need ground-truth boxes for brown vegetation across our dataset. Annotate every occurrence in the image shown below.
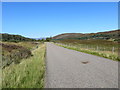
[1,43,33,68]
[52,29,119,41]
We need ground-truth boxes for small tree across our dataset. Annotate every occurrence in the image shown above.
[41,38,45,42]
[46,37,52,42]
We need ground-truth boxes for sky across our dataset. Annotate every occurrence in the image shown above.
[2,0,120,2]
[2,2,118,38]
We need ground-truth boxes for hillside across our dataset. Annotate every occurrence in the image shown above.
[0,33,37,42]
[52,29,120,41]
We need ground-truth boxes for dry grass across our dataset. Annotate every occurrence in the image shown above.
[55,42,119,61]
[2,44,46,88]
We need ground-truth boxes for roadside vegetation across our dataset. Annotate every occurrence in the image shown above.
[1,33,51,68]
[2,43,46,88]
[1,42,40,68]
[54,39,120,61]
[1,33,47,88]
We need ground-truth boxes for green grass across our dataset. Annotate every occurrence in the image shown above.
[55,43,120,61]
[2,44,46,88]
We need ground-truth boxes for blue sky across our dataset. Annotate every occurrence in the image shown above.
[2,2,118,38]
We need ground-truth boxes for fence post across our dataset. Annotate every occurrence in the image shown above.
[97,46,98,51]
[112,47,115,54]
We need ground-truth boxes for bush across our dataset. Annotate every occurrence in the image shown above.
[1,43,33,68]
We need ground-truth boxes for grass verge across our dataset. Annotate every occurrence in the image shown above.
[55,43,120,61]
[2,44,46,88]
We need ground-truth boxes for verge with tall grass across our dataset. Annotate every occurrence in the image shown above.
[54,39,119,61]
[2,44,46,88]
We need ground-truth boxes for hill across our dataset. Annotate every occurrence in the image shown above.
[0,33,37,42]
[52,29,120,41]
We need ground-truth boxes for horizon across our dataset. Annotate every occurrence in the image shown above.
[1,29,118,39]
[2,2,118,38]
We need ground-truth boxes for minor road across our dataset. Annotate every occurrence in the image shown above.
[45,42,118,88]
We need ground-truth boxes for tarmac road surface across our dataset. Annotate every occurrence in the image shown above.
[45,42,118,88]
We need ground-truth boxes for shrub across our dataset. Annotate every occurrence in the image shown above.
[1,43,33,68]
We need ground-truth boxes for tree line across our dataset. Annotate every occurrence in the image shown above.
[0,33,52,42]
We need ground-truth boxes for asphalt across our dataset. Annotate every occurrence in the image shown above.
[45,42,118,88]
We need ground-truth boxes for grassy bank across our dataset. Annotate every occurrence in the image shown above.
[2,44,46,88]
[1,42,40,68]
[55,43,119,61]
[2,41,40,50]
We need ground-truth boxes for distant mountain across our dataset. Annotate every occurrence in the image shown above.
[32,38,46,40]
[52,30,120,41]
[0,33,37,42]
